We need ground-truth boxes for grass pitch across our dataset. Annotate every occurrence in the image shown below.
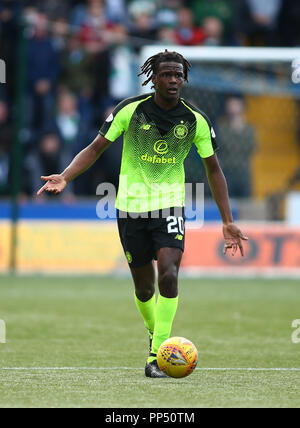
[0,275,299,408]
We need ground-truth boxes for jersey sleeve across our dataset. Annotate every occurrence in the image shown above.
[193,111,218,158]
[99,100,131,142]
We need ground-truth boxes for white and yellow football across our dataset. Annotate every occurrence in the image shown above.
[157,336,198,378]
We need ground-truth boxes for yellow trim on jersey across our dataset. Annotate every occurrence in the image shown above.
[181,100,215,158]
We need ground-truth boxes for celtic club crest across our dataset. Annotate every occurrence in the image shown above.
[174,124,188,139]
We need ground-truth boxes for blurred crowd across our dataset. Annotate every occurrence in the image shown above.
[0,0,299,200]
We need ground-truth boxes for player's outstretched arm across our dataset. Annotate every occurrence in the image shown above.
[37,134,111,196]
[202,154,248,256]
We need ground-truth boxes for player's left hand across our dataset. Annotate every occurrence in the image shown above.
[222,223,248,257]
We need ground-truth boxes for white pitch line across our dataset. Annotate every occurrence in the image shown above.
[0,367,300,372]
[198,368,300,372]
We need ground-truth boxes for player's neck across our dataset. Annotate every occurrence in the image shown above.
[153,93,180,110]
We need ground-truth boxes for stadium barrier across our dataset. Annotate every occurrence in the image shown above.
[1,220,300,277]
[182,224,300,277]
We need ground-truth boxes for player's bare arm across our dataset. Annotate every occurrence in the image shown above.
[37,134,111,196]
[202,154,248,256]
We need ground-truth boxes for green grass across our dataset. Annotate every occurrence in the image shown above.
[0,275,300,408]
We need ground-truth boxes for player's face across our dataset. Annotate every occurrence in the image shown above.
[152,62,184,101]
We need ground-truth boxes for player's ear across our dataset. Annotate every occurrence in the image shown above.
[152,74,157,88]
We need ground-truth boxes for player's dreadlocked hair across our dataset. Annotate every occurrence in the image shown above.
[138,50,191,88]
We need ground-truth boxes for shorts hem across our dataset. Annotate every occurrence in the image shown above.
[127,257,154,269]
[154,243,184,254]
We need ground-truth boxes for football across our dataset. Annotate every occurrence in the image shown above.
[157,336,198,378]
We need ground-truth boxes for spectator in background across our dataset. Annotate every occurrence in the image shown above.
[75,0,112,54]
[59,34,95,95]
[175,7,205,45]
[70,0,122,55]
[58,33,96,121]
[70,0,106,32]
[92,47,112,115]
[202,16,224,46]
[190,0,234,44]
[88,104,123,192]
[54,90,89,157]
[27,0,72,20]
[128,0,156,20]
[105,0,128,24]
[278,0,300,46]
[157,26,177,44]
[156,0,180,30]
[128,1,157,52]
[217,96,256,198]
[26,10,59,132]
[52,90,91,195]
[108,24,137,104]
[69,1,116,120]
[51,16,69,52]
[71,0,121,116]
[0,100,11,194]
[234,0,282,46]
[24,132,75,201]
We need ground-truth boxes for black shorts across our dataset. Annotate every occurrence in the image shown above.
[117,207,185,268]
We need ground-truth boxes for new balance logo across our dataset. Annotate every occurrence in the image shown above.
[141,124,151,130]
[174,234,183,241]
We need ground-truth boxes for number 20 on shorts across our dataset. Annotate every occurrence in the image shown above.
[167,216,184,234]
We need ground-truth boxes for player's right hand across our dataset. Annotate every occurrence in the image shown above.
[37,174,67,196]
[222,223,248,257]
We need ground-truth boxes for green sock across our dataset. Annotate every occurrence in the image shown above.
[134,293,156,338]
[147,294,179,364]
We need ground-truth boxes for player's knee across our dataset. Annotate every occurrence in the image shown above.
[135,283,155,302]
[158,268,178,298]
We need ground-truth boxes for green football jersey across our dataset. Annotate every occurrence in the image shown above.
[99,93,217,213]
